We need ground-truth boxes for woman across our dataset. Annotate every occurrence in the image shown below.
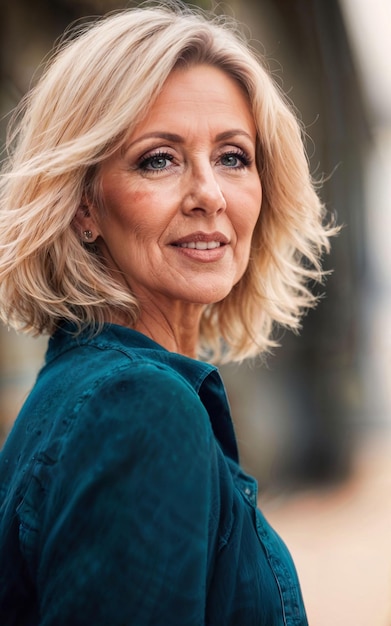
[0,4,335,625]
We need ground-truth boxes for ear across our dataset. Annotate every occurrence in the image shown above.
[72,203,99,243]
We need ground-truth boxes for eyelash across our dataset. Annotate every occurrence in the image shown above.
[138,151,175,173]
[220,149,251,168]
[137,148,252,173]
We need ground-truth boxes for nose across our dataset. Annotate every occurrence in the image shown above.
[181,162,227,216]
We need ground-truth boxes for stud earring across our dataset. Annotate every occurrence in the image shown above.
[83,230,93,240]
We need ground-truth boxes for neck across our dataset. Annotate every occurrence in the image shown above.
[134,300,204,359]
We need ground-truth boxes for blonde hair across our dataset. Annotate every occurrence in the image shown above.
[0,2,336,363]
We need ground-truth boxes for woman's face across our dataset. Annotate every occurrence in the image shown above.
[89,64,262,312]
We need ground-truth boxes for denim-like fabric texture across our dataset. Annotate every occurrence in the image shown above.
[0,323,308,625]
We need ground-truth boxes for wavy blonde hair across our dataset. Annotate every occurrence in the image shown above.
[0,2,336,363]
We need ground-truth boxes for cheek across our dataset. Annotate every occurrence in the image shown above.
[129,188,149,206]
[249,184,262,233]
[99,187,146,232]
[238,192,262,242]
[112,187,164,228]
[250,197,262,228]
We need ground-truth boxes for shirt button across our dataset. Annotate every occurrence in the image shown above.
[244,487,252,496]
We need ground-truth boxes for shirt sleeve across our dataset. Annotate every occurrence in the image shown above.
[37,363,215,626]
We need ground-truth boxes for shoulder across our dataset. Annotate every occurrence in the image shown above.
[56,355,213,457]
[18,356,215,503]
[15,331,216,474]
[40,326,212,434]
[48,359,216,518]
[41,333,197,410]
[78,359,206,428]
[81,360,212,457]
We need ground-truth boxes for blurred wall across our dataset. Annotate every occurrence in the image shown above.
[0,0,372,490]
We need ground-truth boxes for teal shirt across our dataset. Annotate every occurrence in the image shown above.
[0,323,308,625]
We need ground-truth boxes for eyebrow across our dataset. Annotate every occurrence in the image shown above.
[124,132,184,151]
[215,129,254,142]
[124,129,254,151]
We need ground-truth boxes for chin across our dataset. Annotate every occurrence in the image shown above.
[184,286,234,305]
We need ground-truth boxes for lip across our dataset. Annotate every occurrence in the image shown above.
[169,231,229,262]
[170,231,230,246]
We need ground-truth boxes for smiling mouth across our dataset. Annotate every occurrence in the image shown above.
[174,241,223,250]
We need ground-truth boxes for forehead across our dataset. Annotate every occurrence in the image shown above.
[128,64,256,139]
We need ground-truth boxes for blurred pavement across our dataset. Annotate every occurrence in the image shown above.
[263,430,391,626]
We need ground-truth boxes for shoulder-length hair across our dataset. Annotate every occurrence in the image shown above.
[0,2,336,363]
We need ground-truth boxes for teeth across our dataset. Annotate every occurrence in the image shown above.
[178,241,221,250]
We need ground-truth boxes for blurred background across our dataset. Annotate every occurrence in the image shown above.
[1,0,390,623]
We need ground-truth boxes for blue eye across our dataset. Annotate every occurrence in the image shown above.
[221,154,240,167]
[220,151,250,168]
[139,152,173,171]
